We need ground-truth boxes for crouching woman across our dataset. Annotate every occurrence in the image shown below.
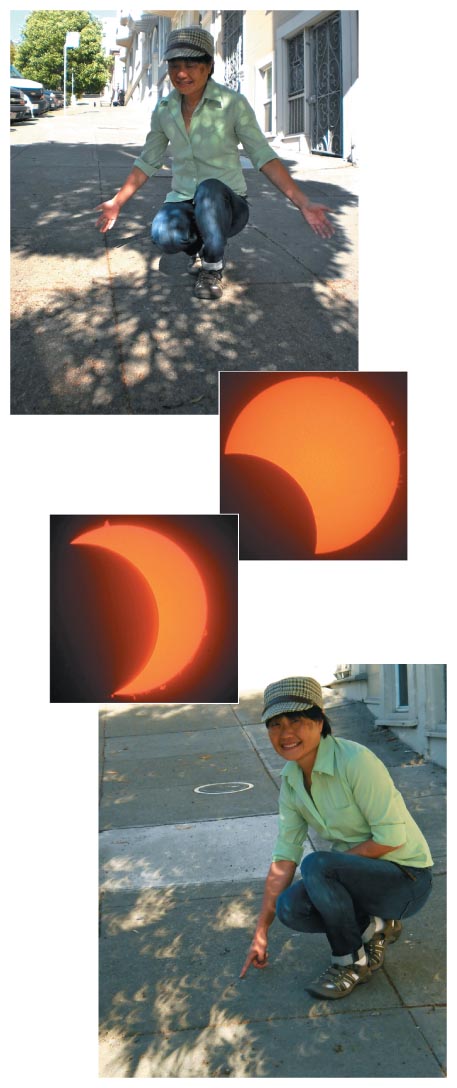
[240,676,433,999]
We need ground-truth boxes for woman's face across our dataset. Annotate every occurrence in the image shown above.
[168,58,212,98]
[266,712,323,764]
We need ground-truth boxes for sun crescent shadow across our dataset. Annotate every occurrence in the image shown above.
[68,546,160,699]
[221,454,317,559]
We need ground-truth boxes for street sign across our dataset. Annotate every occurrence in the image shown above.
[65,32,80,48]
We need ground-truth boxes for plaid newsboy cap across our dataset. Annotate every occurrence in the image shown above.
[262,676,324,721]
[164,27,215,61]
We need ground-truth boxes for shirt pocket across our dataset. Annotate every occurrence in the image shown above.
[324,801,368,841]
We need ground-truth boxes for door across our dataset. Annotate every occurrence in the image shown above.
[310,12,342,156]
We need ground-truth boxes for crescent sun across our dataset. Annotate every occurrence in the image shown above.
[224,377,401,554]
[71,522,208,696]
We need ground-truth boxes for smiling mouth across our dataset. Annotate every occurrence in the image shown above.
[280,740,302,751]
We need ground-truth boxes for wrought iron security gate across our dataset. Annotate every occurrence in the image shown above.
[310,12,342,156]
[222,10,243,91]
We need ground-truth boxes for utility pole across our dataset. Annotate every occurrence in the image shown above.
[64,31,80,111]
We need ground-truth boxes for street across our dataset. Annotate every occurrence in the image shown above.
[99,693,446,1077]
[11,100,358,415]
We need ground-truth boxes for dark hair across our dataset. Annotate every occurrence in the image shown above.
[266,705,332,737]
[200,54,215,77]
[304,704,332,737]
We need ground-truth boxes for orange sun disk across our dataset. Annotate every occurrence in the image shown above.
[71,523,208,696]
[225,378,401,554]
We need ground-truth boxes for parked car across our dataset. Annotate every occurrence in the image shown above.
[43,90,57,109]
[44,88,64,109]
[10,64,48,116]
[10,86,31,122]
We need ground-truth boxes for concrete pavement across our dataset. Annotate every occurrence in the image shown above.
[99,693,446,1077]
[11,99,358,415]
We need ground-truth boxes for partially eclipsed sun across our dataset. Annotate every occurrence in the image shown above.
[225,377,401,554]
[71,523,208,696]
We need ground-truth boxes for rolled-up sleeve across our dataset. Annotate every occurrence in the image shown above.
[234,95,279,171]
[133,106,170,176]
[346,749,407,848]
[272,779,309,864]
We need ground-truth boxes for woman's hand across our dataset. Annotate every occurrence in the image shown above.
[299,201,334,238]
[240,928,269,978]
[96,198,121,233]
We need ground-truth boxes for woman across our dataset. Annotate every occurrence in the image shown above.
[240,676,433,999]
[96,27,333,301]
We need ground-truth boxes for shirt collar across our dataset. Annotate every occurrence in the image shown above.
[313,735,336,776]
[202,78,222,104]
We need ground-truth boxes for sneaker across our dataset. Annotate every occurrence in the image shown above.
[365,919,402,971]
[307,961,372,1000]
[187,253,203,275]
[194,268,223,300]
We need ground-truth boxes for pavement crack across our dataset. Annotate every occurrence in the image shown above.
[101,1003,441,1043]
[97,160,133,412]
[238,723,280,793]
[99,711,107,804]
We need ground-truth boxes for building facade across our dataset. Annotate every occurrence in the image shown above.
[113,10,358,161]
[100,15,123,100]
[329,665,447,767]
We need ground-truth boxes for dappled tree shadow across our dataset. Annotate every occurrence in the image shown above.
[11,142,358,414]
[99,876,445,1077]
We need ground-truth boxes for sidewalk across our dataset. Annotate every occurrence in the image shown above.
[11,102,358,415]
[99,693,446,1078]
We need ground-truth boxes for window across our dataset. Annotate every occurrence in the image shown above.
[395,665,409,709]
[222,10,243,91]
[287,32,304,134]
[261,64,272,132]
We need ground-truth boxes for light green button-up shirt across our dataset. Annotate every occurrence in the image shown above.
[272,735,433,869]
[133,78,278,202]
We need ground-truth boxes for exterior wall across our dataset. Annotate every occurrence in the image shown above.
[330,664,446,767]
[329,665,371,705]
[101,16,124,101]
[377,665,447,767]
[203,10,224,87]
[243,9,274,108]
[273,9,358,159]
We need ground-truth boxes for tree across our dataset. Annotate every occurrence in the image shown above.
[15,10,111,94]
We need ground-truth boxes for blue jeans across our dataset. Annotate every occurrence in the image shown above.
[150,178,250,265]
[276,851,433,961]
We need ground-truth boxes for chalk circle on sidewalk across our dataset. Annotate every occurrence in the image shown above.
[194,781,254,795]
